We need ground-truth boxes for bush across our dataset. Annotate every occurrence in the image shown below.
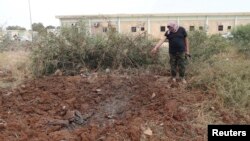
[188,31,230,62]
[188,31,250,108]
[231,24,250,56]
[86,31,155,69]
[188,30,208,50]
[31,23,157,76]
[31,25,90,76]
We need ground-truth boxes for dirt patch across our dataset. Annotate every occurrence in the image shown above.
[0,73,249,140]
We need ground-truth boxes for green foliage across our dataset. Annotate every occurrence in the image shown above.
[232,24,250,44]
[31,26,88,75]
[6,25,26,30]
[95,31,154,68]
[31,23,156,76]
[188,30,208,48]
[188,31,250,108]
[215,61,250,108]
[188,31,230,62]
[46,25,56,29]
[231,24,250,56]
[32,23,46,35]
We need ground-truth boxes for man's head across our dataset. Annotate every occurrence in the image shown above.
[167,21,179,33]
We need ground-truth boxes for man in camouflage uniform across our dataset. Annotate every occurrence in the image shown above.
[151,21,190,84]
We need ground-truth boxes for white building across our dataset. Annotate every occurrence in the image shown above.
[56,12,250,39]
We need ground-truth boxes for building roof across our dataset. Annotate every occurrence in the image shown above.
[56,12,250,19]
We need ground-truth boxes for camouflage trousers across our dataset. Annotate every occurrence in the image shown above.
[169,52,187,78]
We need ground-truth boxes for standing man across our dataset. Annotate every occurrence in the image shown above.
[151,21,190,83]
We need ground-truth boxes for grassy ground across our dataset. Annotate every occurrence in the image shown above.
[0,50,31,89]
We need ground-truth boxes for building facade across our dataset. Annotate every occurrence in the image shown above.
[56,12,250,39]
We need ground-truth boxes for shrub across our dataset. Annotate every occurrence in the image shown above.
[188,31,250,108]
[31,25,90,76]
[31,23,157,76]
[231,24,250,56]
[188,31,230,62]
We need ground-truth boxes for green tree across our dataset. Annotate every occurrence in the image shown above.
[46,25,56,29]
[32,23,46,34]
[6,25,26,30]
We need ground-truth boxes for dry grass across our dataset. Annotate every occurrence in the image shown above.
[0,50,31,89]
[189,46,250,107]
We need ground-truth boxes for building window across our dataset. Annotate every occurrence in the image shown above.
[103,27,108,32]
[131,27,136,32]
[189,26,195,31]
[160,26,166,32]
[227,26,231,30]
[199,26,203,30]
[141,27,145,31]
[218,25,223,31]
